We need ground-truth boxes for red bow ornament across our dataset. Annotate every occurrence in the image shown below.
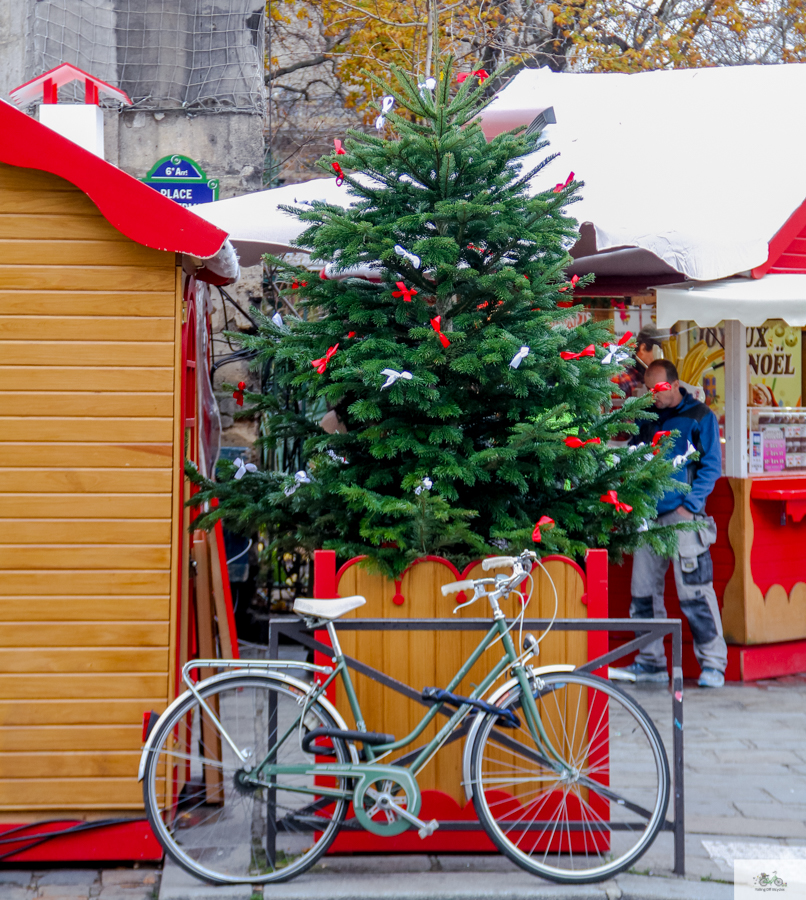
[651,430,672,448]
[558,274,579,294]
[650,381,672,394]
[332,162,345,186]
[553,171,574,193]
[392,281,418,303]
[334,138,346,155]
[532,515,555,543]
[600,490,633,514]
[233,381,246,407]
[457,69,489,84]
[560,344,595,361]
[311,344,339,375]
[564,436,601,449]
[291,279,308,289]
[612,299,629,322]
[430,316,451,348]
[347,331,356,339]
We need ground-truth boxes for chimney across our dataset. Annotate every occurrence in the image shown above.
[9,64,132,159]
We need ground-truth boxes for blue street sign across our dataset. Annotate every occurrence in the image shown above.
[142,154,219,208]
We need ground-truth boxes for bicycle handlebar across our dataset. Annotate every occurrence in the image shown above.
[441,579,474,597]
[482,556,516,571]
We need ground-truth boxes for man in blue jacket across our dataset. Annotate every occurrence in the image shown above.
[612,359,728,688]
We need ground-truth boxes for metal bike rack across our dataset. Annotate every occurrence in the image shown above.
[267,615,686,875]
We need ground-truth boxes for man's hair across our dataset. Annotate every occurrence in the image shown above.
[646,358,679,382]
[636,325,664,350]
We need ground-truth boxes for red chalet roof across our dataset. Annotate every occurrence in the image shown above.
[752,199,806,278]
[0,99,228,259]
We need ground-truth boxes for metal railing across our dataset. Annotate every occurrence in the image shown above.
[267,615,685,875]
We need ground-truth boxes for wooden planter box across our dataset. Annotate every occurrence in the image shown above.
[312,549,609,853]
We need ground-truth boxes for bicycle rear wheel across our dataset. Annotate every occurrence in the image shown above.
[142,673,349,884]
[469,671,670,883]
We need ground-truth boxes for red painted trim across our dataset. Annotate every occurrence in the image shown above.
[736,638,806,681]
[10,63,133,106]
[0,820,162,863]
[752,195,806,278]
[213,516,239,659]
[315,550,339,599]
[0,102,227,258]
[584,549,609,677]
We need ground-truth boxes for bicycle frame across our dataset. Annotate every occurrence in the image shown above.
[248,611,572,793]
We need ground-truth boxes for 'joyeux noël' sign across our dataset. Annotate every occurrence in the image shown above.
[142,154,219,207]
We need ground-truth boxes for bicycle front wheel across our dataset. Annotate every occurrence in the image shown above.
[142,673,350,885]
[469,671,670,883]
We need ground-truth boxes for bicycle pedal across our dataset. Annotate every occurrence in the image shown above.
[418,819,439,839]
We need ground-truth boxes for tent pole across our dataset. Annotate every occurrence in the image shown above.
[724,319,748,478]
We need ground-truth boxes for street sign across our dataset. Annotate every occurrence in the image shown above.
[142,154,219,207]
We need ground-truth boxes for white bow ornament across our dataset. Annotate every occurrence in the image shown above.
[509,346,530,369]
[284,470,312,496]
[381,368,413,390]
[672,441,697,468]
[601,343,631,366]
[628,443,654,462]
[233,458,257,480]
[271,311,283,328]
[394,244,421,269]
[375,95,395,130]
[418,78,436,94]
[414,476,433,495]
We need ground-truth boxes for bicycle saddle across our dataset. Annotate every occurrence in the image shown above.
[293,595,366,620]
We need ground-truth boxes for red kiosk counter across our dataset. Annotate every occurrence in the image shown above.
[643,276,806,682]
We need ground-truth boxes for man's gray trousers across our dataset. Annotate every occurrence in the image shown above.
[630,509,728,673]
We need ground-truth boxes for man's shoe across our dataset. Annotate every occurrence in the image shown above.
[608,663,669,684]
[698,667,725,688]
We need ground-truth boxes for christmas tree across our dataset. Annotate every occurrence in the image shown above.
[189,61,684,579]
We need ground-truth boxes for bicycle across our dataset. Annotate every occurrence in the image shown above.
[139,550,670,886]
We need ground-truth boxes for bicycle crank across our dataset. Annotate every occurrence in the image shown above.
[351,766,437,838]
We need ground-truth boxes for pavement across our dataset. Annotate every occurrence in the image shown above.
[4,673,805,900]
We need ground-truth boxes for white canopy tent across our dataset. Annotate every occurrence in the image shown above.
[486,64,806,283]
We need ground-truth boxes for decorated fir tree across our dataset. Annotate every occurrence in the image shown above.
[189,61,685,579]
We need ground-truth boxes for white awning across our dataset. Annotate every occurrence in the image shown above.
[193,175,368,267]
[655,275,806,328]
[483,65,806,282]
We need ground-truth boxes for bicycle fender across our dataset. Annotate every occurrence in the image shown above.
[137,669,357,782]
[460,664,575,801]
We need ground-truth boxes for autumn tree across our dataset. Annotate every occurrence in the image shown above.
[264,0,806,183]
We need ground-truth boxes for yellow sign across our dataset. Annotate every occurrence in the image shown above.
[700,320,802,416]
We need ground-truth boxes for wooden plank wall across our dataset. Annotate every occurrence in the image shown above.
[0,162,179,813]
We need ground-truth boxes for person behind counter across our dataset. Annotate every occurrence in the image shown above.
[612,324,665,398]
[611,359,728,689]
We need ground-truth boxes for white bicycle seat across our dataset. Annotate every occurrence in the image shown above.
[293,595,366,620]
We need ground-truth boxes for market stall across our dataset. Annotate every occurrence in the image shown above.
[480,63,806,680]
[0,96,238,861]
[655,274,806,677]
